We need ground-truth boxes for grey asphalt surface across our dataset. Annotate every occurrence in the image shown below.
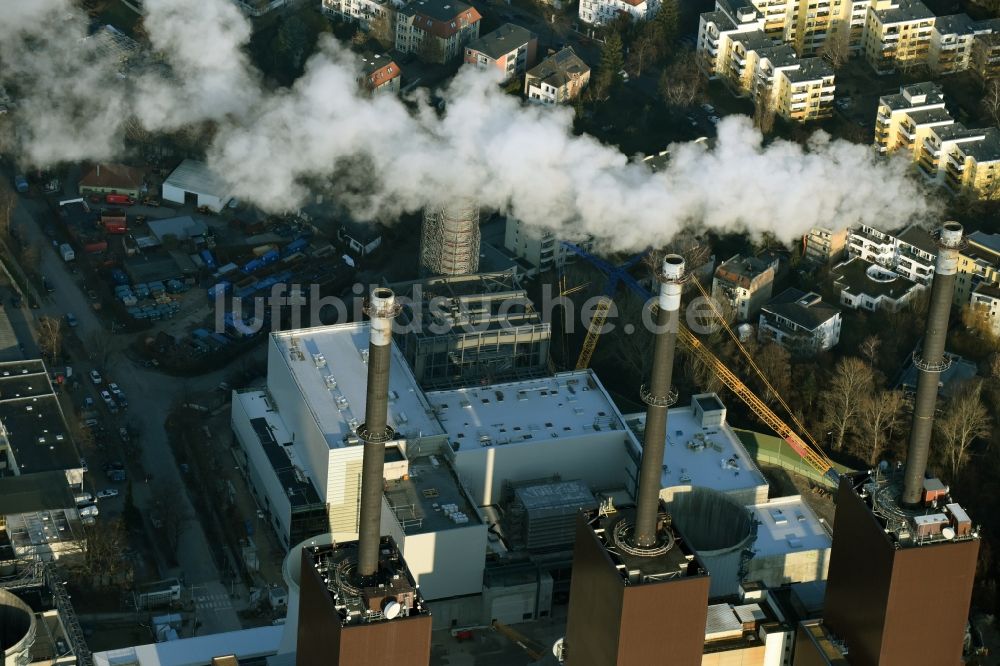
[7,186,244,635]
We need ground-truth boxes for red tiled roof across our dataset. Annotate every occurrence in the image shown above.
[368,61,401,88]
[415,7,482,39]
[79,163,144,190]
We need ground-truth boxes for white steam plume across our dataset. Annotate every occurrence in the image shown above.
[0,0,937,252]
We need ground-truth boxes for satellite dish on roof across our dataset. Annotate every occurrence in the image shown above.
[383,600,401,619]
[553,638,565,662]
[942,527,956,540]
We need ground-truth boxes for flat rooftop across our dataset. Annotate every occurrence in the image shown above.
[749,496,831,557]
[0,471,75,514]
[6,508,84,551]
[384,454,481,535]
[624,400,768,496]
[0,363,80,476]
[831,257,923,300]
[234,391,323,508]
[428,370,634,449]
[271,324,443,448]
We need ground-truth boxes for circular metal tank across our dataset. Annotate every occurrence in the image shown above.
[0,589,36,666]
[665,487,756,599]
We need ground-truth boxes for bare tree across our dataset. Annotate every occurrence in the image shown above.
[659,51,703,109]
[75,518,132,589]
[37,316,63,363]
[859,334,881,369]
[753,342,792,405]
[822,357,875,451]
[982,78,1000,128]
[369,11,395,51]
[754,95,777,135]
[819,28,851,70]
[936,380,991,478]
[154,479,192,557]
[0,181,14,239]
[858,390,904,465]
[628,31,659,78]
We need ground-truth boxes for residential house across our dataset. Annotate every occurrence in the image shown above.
[395,0,482,63]
[847,224,936,284]
[711,254,779,322]
[359,54,401,94]
[970,283,1000,336]
[955,231,1000,304]
[322,0,403,28]
[524,48,591,104]
[504,217,569,272]
[579,0,661,26]
[79,163,145,199]
[830,256,925,311]
[803,227,848,265]
[464,23,537,83]
[758,288,842,353]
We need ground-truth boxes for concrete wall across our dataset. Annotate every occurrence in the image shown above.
[747,548,829,588]
[453,432,629,506]
[231,393,292,543]
[402,524,488,601]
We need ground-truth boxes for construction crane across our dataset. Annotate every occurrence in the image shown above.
[561,243,647,370]
[560,242,839,485]
[492,620,547,661]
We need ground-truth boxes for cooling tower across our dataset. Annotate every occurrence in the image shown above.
[419,201,481,276]
[1,589,36,666]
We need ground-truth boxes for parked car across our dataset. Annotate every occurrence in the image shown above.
[96,489,119,500]
[108,382,124,399]
[701,103,716,114]
[100,390,117,412]
[89,369,102,385]
[41,276,54,293]
[65,313,78,328]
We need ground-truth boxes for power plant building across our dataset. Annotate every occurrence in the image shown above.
[389,270,551,389]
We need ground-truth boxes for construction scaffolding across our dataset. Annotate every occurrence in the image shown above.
[420,201,481,276]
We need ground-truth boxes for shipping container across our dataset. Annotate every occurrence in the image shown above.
[105,193,133,205]
[111,269,129,285]
[200,249,217,269]
[207,282,231,300]
[259,249,280,265]
[243,258,263,273]
[252,244,277,257]
[282,238,309,256]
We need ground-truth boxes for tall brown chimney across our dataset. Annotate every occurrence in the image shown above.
[632,255,684,548]
[901,221,963,506]
[356,287,398,579]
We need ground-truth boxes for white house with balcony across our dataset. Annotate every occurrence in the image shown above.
[579,0,661,26]
[758,288,842,353]
[846,224,937,285]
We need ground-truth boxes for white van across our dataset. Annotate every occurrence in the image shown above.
[74,493,93,505]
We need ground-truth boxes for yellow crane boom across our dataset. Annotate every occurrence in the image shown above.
[575,296,612,370]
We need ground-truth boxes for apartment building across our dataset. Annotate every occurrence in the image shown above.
[359,54,401,95]
[955,232,1000,305]
[847,224,937,284]
[524,47,591,104]
[712,254,779,322]
[758,288,842,353]
[970,283,1000,335]
[322,0,402,27]
[972,29,1000,79]
[861,0,934,74]
[579,0,661,26]
[803,226,848,265]
[463,23,537,83]
[830,257,925,312]
[698,5,835,122]
[874,82,948,156]
[395,0,482,63]
[944,129,1000,199]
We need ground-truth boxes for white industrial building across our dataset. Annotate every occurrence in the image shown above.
[624,393,770,507]
[745,496,832,588]
[161,159,232,213]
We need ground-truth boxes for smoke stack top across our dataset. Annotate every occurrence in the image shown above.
[633,255,685,550]
[901,222,963,507]
[357,287,399,579]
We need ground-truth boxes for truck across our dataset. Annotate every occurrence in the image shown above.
[13,175,28,194]
[105,193,133,206]
[59,243,75,262]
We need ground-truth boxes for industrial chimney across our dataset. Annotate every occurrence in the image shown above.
[356,287,399,579]
[633,254,685,548]
[901,221,963,507]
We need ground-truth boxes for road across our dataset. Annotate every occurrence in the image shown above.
[7,191,244,635]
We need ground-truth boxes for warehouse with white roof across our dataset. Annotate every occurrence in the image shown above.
[161,159,232,212]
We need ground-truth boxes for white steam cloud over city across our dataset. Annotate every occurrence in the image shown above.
[0,0,936,251]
